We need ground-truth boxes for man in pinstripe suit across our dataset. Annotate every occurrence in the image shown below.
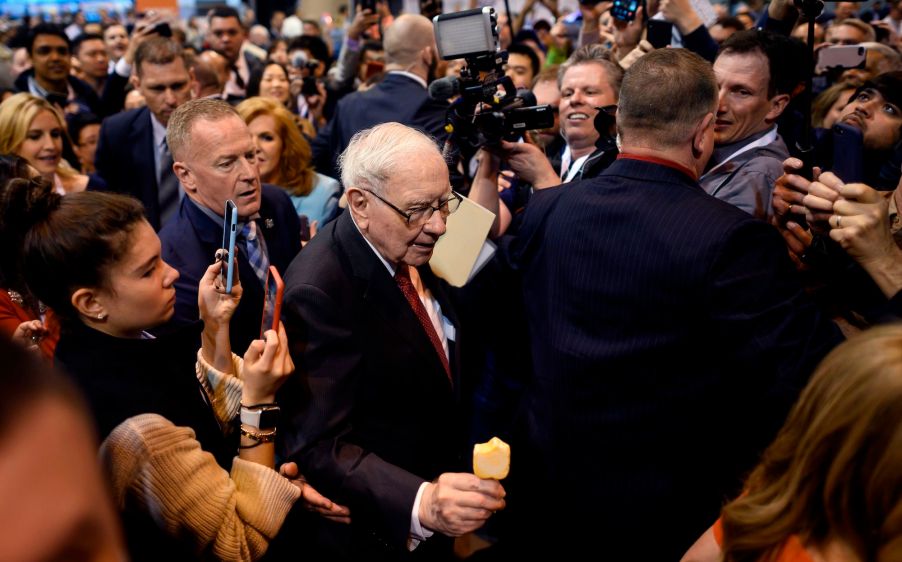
[498,48,842,561]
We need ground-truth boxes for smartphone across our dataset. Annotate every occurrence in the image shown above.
[152,21,172,37]
[816,45,866,72]
[221,200,238,294]
[646,19,672,49]
[831,122,864,183]
[301,77,319,97]
[612,0,641,22]
[298,214,311,242]
[260,266,284,338]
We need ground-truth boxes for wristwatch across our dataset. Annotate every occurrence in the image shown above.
[240,404,280,429]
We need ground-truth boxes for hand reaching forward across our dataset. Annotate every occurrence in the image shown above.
[279,462,352,524]
[418,473,506,537]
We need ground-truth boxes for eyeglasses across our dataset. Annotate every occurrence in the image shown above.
[361,188,462,226]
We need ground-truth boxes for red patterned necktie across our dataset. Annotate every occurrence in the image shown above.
[395,265,451,383]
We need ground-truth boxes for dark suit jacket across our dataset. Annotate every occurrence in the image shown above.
[310,73,449,180]
[158,185,301,353]
[93,107,166,229]
[278,211,466,558]
[501,156,842,560]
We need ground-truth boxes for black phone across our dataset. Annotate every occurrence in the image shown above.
[152,21,172,37]
[612,0,642,22]
[301,77,319,97]
[831,122,864,183]
[359,0,377,13]
[646,19,672,49]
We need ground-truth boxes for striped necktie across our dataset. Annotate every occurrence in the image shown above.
[240,221,270,287]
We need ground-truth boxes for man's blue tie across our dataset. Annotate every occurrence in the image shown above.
[240,221,270,287]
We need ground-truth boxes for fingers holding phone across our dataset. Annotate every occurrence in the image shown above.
[242,322,294,405]
[199,257,242,328]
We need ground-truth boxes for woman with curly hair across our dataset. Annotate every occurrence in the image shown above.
[237,96,340,231]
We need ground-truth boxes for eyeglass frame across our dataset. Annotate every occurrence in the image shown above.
[359,188,463,226]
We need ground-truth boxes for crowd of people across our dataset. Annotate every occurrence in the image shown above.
[1,0,902,561]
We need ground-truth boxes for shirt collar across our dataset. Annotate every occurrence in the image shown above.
[187,196,261,227]
[617,152,699,181]
[350,212,397,277]
[150,112,168,151]
[387,70,427,89]
[710,126,776,163]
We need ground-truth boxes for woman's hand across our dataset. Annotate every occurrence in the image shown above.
[12,319,46,355]
[242,322,294,404]
[198,255,242,331]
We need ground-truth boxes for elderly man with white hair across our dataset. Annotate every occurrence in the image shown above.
[279,122,506,560]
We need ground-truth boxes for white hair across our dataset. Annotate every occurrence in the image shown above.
[338,122,443,195]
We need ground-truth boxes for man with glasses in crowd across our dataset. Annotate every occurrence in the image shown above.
[279,122,506,560]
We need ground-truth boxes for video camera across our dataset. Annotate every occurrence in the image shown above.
[430,8,554,153]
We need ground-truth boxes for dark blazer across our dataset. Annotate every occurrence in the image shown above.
[158,185,301,353]
[93,107,166,229]
[501,157,842,560]
[310,73,449,180]
[278,211,466,558]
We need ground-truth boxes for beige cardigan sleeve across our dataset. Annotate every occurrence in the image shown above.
[100,413,301,562]
[195,350,244,427]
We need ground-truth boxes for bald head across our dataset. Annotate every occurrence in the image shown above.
[384,14,436,67]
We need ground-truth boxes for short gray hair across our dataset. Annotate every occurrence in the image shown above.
[167,98,239,161]
[339,122,443,194]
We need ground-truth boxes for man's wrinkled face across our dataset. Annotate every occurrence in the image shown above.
[838,88,902,151]
[176,115,262,219]
[352,152,451,268]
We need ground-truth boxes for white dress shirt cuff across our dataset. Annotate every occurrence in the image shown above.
[114,57,132,78]
[407,481,434,551]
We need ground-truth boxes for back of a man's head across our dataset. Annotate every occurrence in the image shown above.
[167,98,240,161]
[135,37,188,77]
[618,49,717,148]
[720,29,805,98]
[384,14,434,67]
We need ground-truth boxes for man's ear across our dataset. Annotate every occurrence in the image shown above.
[692,112,715,157]
[766,93,791,122]
[130,73,141,91]
[346,187,370,230]
[173,161,195,193]
[71,287,105,320]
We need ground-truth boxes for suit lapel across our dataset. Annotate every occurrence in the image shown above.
[334,213,453,387]
[131,109,161,224]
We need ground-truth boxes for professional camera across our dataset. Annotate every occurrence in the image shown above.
[430,8,554,153]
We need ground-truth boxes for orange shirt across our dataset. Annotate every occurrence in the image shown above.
[713,517,813,562]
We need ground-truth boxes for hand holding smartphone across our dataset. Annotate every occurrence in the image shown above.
[221,200,238,294]
[260,266,284,338]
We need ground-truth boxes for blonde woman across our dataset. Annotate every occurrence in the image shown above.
[0,93,102,194]
[683,325,902,562]
[237,96,340,230]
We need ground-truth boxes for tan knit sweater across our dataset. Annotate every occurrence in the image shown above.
[98,352,301,562]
